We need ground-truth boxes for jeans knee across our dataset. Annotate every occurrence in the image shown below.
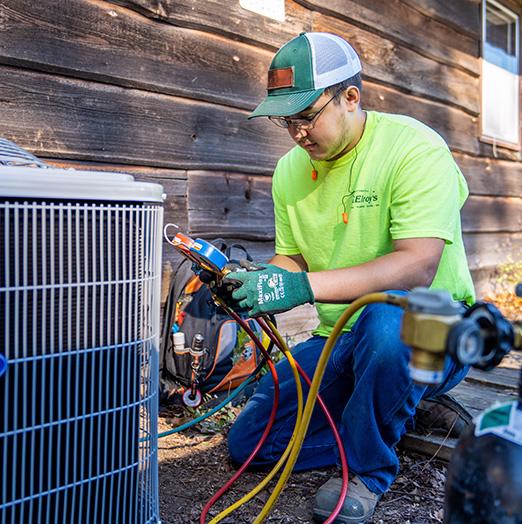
[227,393,273,465]
[360,300,403,333]
[367,341,409,377]
[227,419,251,464]
[353,301,411,371]
[228,415,282,467]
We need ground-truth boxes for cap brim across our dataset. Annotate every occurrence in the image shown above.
[248,89,325,119]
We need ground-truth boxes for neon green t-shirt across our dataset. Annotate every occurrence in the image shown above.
[272,110,475,336]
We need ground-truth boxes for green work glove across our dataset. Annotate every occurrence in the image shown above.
[224,264,315,317]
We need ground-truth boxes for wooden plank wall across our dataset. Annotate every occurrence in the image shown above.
[0,0,521,309]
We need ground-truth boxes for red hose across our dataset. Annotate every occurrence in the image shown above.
[200,310,348,523]
[199,309,280,524]
[256,317,349,524]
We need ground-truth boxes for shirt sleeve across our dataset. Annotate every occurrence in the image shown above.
[272,164,300,255]
[390,146,468,244]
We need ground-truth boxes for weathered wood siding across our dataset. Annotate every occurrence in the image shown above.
[0,0,521,307]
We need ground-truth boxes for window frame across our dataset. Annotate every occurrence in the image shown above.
[480,0,521,151]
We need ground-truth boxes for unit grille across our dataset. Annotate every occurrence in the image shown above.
[0,199,162,524]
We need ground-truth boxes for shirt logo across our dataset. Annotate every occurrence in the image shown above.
[351,189,380,209]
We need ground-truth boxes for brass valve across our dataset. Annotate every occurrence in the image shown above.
[401,288,464,385]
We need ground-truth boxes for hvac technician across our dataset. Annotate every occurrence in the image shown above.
[224,32,475,523]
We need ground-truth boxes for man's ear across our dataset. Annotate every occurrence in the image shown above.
[342,86,361,111]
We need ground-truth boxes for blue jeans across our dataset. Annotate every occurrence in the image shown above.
[227,292,468,494]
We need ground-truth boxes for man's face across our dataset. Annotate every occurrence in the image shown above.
[286,90,354,161]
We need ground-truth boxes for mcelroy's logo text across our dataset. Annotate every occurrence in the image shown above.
[351,189,380,209]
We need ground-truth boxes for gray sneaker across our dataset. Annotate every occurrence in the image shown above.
[313,476,381,523]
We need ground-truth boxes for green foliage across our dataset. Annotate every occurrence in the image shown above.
[492,258,522,294]
[184,396,240,434]
[231,328,252,365]
[196,405,239,434]
[486,254,522,321]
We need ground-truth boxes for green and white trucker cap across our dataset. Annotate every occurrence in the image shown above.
[249,32,361,119]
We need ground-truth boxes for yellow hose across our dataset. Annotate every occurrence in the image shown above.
[254,293,406,523]
[209,318,304,524]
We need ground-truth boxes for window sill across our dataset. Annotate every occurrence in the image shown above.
[479,135,521,152]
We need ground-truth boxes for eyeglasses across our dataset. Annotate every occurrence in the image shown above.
[269,88,343,130]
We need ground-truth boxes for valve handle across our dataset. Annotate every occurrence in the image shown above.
[462,302,514,370]
[446,318,485,366]
[182,389,203,408]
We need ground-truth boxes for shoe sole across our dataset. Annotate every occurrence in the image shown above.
[313,508,372,524]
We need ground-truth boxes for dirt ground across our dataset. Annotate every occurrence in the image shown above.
[157,405,448,524]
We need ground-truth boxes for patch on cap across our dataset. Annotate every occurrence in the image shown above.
[249,32,362,119]
[268,67,294,90]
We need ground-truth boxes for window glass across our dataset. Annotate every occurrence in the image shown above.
[482,0,520,145]
[487,4,516,54]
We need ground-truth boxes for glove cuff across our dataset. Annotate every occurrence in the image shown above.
[296,271,315,305]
